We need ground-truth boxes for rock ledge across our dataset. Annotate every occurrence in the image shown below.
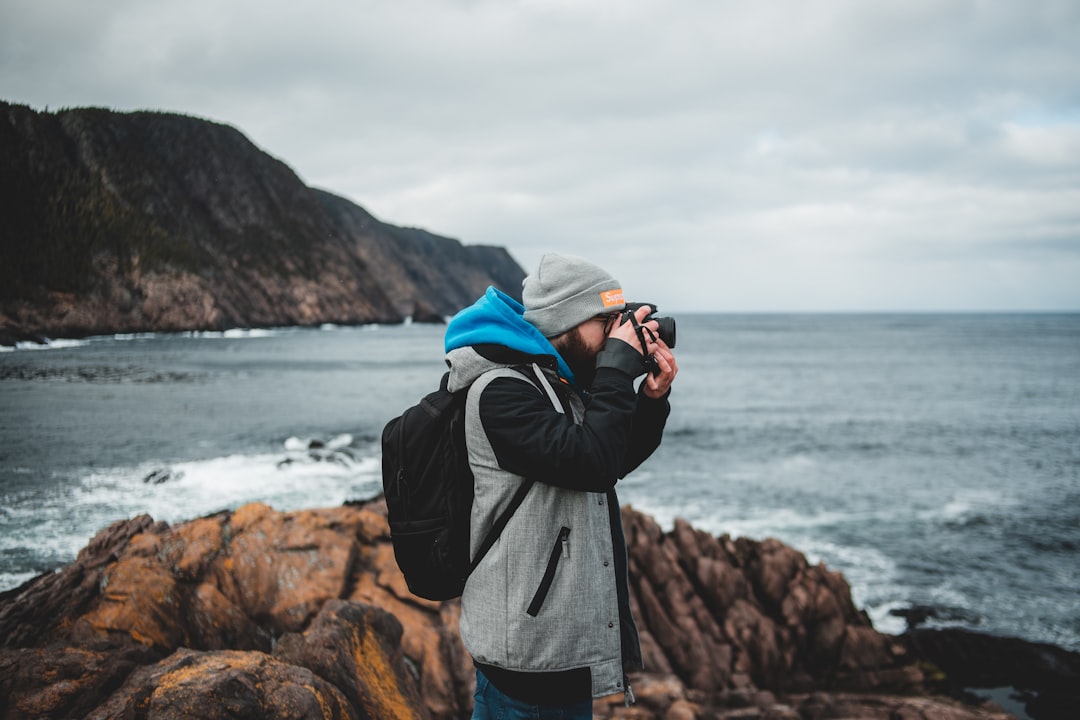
[0,500,1025,719]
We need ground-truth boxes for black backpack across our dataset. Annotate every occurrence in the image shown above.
[381,367,546,601]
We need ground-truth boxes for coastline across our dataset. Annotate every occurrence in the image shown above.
[4,499,1074,719]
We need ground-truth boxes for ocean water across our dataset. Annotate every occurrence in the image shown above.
[1,315,1078,654]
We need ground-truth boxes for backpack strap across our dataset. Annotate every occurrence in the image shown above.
[529,362,566,415]
[467,363,564,572]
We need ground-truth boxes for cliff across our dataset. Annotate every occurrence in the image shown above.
[0,102,525,344]
[0,499,1049,720]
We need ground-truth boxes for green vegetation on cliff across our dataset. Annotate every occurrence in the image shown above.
[0,102,524,341]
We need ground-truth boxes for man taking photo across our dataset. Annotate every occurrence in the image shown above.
[443,253,678,719]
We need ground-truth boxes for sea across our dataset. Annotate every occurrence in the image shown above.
[1,314,1078,656]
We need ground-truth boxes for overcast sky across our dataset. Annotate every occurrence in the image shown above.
[3,0,1078,311]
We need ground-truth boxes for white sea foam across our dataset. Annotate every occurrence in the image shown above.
[79,450,381,526]
[920,487,1020,526]
[185,328,276,339]
[2,338,91,352]
[3,323,390,354]
[865,601,910,636]
[112,332,160,341]
[0,439,382,592]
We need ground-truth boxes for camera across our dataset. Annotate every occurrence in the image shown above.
[622,302,676,348]
[620,302,676,375]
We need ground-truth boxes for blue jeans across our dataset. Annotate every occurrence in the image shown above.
[472,669,593,720]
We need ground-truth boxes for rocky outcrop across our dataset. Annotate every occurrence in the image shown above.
[904,629,1080,720]
[622,513,922,697]
[0,102,525,343]
[313,191,523,323]
[0,500,1022,719]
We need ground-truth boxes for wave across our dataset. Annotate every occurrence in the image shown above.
[2,324,390,353]
[0,436,383,593]
[0,338,91,352]
[185,328,283,339]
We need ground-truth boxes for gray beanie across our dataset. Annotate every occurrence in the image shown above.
[522,253,626,337]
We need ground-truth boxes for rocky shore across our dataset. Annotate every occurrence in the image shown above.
[1,499,1074,719]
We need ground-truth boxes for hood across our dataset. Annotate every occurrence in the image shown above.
[444,286,576,391]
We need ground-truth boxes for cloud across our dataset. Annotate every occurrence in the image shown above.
[3,0,1078,310]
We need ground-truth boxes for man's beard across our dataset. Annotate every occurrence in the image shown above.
[554,327,597,388]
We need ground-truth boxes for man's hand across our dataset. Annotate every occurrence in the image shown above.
[607,305,660,354]
[643,341,677,399]
[606,305,677,397]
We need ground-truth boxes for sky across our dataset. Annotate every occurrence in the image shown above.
[2,0,1079,312]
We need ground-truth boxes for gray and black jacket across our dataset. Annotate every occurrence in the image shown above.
[446,338,669,702]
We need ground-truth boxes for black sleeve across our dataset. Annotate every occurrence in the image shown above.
[477,343,650,492]
[621,388,671,477]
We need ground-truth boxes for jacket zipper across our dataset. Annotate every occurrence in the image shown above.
[526,526,571,617]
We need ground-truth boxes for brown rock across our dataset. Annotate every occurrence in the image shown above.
[621,674,688,714]
[0,514,162,648]
[220,504,358,636]
[742,537,804,613]
[85,648,358,720]
[0,500,1020,720]
[722,598,792,689]
[789,691,1014,720]
[0,641,159,720]
[661,699,700,720]
[346,511,472,718]
[622,508,921,696]
[274,599,426,720]
[0,502,425,719]
[625,511,732,693]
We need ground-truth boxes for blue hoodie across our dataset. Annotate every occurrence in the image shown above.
[444,287,577,385]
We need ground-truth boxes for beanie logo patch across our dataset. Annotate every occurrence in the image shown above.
[600,289,625,308]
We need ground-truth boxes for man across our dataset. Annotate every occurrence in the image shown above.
[443,253,678,719]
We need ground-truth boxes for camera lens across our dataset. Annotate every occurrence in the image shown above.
[655,316,676,348]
